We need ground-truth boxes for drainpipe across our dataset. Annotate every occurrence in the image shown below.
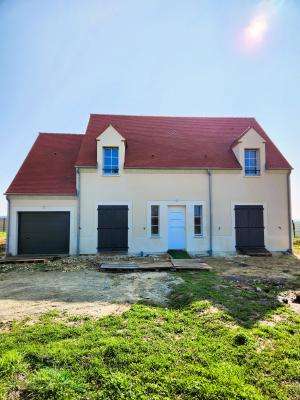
[287,170,293,253]
[5,196,11,257]
[76,168,81,256]
[207,169,213,256]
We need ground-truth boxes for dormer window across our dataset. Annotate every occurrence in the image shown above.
[103,147,119,175]
[245,149,260,176]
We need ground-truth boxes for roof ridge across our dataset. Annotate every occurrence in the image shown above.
[89,113,256,120]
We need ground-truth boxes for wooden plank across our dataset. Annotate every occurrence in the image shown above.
[0,258,46,264]
[171,259,211,270]
[99,261,211,272]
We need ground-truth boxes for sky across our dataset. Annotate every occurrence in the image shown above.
[0,0,299,218]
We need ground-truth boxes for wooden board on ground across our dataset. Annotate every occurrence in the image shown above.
[171,259,212,270]
[99,262,173,272]
[99,261,211,272]
[0,258,46,264]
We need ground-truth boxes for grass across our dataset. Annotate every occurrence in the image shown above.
[294,237,300,251]
[0,271,299,399]
[168,249,192,259]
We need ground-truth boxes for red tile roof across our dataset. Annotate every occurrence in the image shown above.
[6,133,83,195]
[6,115,291,195]
[76,114,292,170]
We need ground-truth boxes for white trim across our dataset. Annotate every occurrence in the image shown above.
[146,200,207,252]
[95,201,133,253]
[231,202,268,251]
[10,206,76,256]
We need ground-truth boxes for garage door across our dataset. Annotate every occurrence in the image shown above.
[235,205,265,249]
[97,205,128,252]
[18,212,70,255]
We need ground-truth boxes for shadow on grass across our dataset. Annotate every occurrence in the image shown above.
[167,270,299,328]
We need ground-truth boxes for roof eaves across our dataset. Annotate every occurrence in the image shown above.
[123,166,243,170]
[5,192,77,196]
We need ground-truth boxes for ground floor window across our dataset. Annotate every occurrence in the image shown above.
[194,205,202,235]
[151,205,159,236]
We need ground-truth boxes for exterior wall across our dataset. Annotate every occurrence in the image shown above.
[6,168,290,256]
[79,167,290,255]
[7,195,77,256]
[79,169,210,254]
[212,170,289,253]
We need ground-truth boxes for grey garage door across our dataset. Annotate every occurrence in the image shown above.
[18,212,70,255]
[235,205,265,249]
[97,205,128,252]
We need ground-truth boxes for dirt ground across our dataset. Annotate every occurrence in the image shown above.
[0,269,183,323]
[0,254,299,323]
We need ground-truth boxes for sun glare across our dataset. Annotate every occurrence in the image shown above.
[241,0,285,52]
[245,15,268,43]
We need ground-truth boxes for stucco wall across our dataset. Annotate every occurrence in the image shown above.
[79,167,289,254]
[212,170,289,252]
[8,196,77,255]
[79,169,210,254]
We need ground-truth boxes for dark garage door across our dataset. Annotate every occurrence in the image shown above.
[98,205,128,251]
[18,212,70,255]
[235,205,265,249]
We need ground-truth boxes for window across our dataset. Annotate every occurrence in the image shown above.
[103,147,119,175]
[194,205,202,235]
[244,149,260,176]
[151,205,159,236]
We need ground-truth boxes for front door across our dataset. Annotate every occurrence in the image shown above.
[235,205,265,249]
[168,206,186,250]
[97,205,128,252]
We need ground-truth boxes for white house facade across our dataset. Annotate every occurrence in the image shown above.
[5,115,293,256]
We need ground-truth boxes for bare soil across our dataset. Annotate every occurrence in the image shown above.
[0,254,299,323]
[0,269,183,323]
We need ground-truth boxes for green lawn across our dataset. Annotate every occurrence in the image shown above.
[294,237,300,251]
[0,270,299,399]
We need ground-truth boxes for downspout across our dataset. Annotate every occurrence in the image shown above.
[5,196,11,257]
[207,169,213,256]
[76,168,81,256]
[287,170,293,253]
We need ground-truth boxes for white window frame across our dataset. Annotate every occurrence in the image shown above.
[194,205,203,236]
[150,205,160,237]
[244,149,260,177]
[102,147,119,176]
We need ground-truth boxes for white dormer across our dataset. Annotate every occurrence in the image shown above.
[232,127,266,177]
[96,125,126,176]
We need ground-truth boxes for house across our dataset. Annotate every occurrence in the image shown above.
[5,114,292,256]
[294,220,300,238]
[0,217,6,232]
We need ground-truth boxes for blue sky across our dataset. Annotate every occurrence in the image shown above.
[0,0,299,218]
